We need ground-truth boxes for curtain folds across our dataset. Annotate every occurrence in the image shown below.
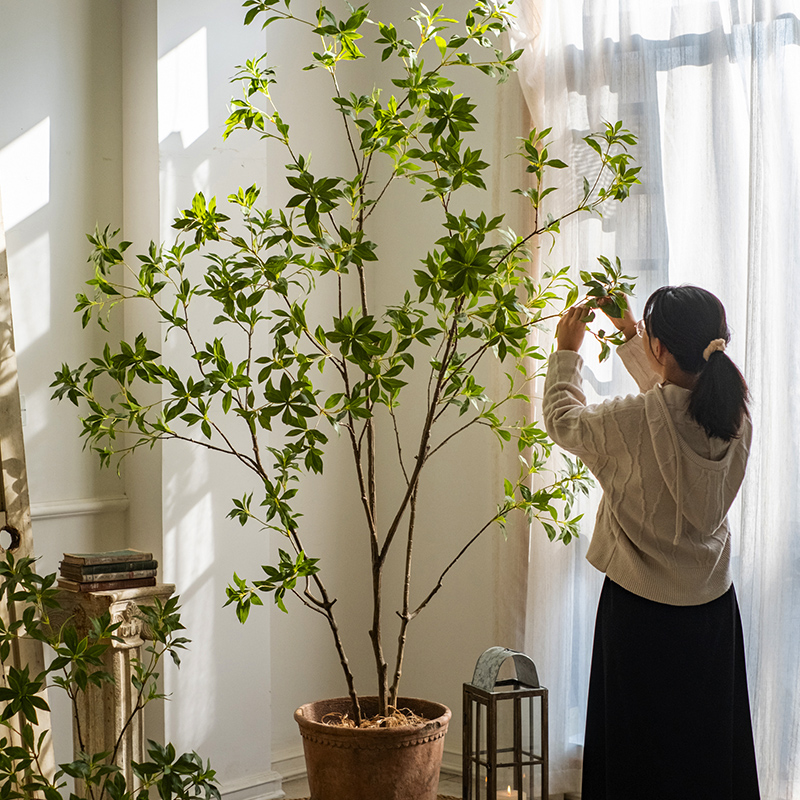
[509,1,800,797]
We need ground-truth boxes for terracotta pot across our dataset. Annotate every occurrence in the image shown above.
[294,696,451,800]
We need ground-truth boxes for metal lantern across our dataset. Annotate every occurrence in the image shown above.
[463,647,549,800]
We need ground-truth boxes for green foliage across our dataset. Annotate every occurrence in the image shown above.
[0,553,219,800]
[579,254,638,361]
[52,0,639,712]
[225,549,320,620]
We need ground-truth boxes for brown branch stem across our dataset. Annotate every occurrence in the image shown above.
[287,527,362,722]
[331,71,362,173]
[426,416,484,459]
[389,406,410,484]
[409,512,501,620]
[378,299,463,565]
[388,483,418,706]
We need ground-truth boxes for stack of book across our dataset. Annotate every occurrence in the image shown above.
[58,549,158,592]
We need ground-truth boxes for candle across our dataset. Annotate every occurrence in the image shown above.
[496,786,527,800]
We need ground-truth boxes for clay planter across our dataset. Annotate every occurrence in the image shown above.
[294,696,451,800]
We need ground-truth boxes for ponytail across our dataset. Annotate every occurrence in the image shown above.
[643,286,750,442]
[688,349,750,441]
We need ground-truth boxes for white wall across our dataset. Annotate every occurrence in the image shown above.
[122,1,281,795]
[0,0,530,793]
[0,1,128,559]
[0,0,128,768]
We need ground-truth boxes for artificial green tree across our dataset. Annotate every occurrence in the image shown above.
[52,0,638,723]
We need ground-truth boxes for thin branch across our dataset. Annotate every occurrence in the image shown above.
[344,409,378,543]
[237,326,268,479]
[158,432,261,473]
[259,8,316,27]
[117,265,273,480]
[334,276,378,545]
[275,274,347,378]
[378,299,464,564]
[65,679,88,757]
[360,150,375,200]
[362,172,397,222]
[426,416,484,459]
[494,146,619,274]
[3,716,61,796]
[309,577,362,721]
[427,331,448,409]
[291,587,329,617]
[388,483,418,706]
[283,526,360,721]
[409,512,500,620]
[389,405,410,484]
[434,307,564,410]
[331,71,362,172]
[303,582,327,609]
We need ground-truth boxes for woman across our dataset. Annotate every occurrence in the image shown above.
[543,285,760,800]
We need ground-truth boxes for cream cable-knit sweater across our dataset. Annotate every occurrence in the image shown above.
[543,336,752,606]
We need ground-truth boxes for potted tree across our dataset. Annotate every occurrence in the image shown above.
[52,1,638,797]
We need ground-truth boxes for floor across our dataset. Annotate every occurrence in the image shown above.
[281,772,464,798]
[281,773,577,799]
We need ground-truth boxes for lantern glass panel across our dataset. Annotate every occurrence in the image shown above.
[463,682,548,800]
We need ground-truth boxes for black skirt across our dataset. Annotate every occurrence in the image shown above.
[582,577,760,800]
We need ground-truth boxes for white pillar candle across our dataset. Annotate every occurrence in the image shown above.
[496,786,527,800]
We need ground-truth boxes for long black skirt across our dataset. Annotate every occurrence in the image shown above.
[581,577,760,800]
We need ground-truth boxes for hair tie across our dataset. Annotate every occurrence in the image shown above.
[703,338,727,361]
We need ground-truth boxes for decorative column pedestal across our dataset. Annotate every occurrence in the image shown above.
[52,583,175,790]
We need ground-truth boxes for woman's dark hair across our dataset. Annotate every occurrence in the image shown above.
[642,285,749,441]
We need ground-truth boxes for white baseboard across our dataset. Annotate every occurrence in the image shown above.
[441,746,463,777]
[271,745,306,783]
[220,770,284,800]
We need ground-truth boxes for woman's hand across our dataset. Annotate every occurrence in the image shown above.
[556,305,589,352]
[598,296,638,340]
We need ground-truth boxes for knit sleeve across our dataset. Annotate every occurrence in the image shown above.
[617,335,660,391]
[542,350,609,460]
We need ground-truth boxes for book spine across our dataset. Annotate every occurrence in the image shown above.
[62,551,153,566]
[58,577,157,593]
[59,568,158,583]
[59,560,158,576]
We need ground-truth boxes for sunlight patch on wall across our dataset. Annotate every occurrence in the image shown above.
[159,157,180,245]
[0,118,50,230]
[163,482,216,745]
[192,158,210,196]
[21,389,49,440]
[7,231,50,355]
[165,580,216,746]
[158,28,210,149]
[164,457,214,587]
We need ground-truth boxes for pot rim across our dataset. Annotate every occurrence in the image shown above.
[294,695,452,737]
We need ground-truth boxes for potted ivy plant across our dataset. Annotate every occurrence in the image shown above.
[51,1,638,797]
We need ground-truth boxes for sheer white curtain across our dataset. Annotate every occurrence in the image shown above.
[509,1,800,797]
